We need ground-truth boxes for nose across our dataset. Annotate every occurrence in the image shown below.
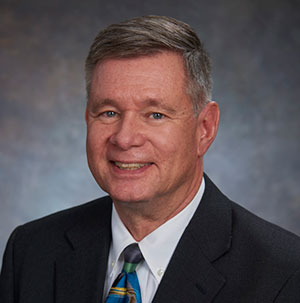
[109,113,145,150]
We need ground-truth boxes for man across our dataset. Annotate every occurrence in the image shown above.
[0,15,299,303]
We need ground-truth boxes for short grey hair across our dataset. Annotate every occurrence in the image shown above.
[85,15,212,113]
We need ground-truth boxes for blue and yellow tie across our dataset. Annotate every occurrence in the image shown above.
[106,243,143,303]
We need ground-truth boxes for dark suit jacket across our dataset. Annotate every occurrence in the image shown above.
[1,175,300,302]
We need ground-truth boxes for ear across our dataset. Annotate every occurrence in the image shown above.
[85,106,89,124]
[196,101,220,157]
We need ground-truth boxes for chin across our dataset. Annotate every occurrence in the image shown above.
[99,176,153,202]
[108,187,152,204]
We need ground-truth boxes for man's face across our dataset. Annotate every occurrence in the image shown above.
[86,51,204,205]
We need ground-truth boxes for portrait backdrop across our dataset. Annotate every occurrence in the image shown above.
[1,0,299,263]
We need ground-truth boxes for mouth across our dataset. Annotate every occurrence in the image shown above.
[112,161,152,170]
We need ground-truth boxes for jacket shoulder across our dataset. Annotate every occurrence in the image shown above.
[9,196,112,257]
[18,195,111,232]
[0,196,112,302]
[204,175,300,300]
[231,200,300,260]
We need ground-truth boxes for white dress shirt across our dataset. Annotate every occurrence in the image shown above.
[103,178,205,303]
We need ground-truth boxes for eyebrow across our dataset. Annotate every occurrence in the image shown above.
[87,98,118,114]
[140,99,177,115]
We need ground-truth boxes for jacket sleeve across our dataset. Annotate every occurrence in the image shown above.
[0,227,19,303]
[274,266,300,302]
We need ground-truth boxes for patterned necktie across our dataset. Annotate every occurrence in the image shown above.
[105,243,143,303]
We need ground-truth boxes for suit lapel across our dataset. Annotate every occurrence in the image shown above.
[55,198,112,303]
[53,175,231,303]
[153,234,226,303]
[153,175,232,303]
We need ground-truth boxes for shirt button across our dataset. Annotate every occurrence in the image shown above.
[111,261,115,267]
[157,268,164,277]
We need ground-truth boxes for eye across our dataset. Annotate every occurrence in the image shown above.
[102,111,117,118]
[151,112,165,119]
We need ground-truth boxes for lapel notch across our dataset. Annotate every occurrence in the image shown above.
[55,197,112,303]
[153,235,226,303]
[153,175,232,302]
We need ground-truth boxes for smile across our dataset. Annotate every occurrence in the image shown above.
[114,161,152,170]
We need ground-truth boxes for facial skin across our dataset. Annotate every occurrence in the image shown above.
[86,51,219,238]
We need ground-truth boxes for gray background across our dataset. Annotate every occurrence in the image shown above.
[1,0,299,263]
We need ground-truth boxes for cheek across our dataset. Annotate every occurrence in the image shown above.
[153,124,196,152]
[150,128,178,157]
[148,128,188,167]
[86,125,109,159]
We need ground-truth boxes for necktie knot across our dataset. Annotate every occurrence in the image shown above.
[123,243,143,273]
[106,243,143,303]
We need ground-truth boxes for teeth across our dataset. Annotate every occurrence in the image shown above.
[114,162,150,170]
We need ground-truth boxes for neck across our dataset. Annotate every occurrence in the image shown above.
[113,173,203,241]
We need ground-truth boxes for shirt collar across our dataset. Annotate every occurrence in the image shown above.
[110,206,135,271]
[110,177,205,281]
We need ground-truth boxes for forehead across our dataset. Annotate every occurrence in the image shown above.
[89,51,188,102]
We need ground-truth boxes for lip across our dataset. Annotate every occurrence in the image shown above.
[109,160,153,175]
